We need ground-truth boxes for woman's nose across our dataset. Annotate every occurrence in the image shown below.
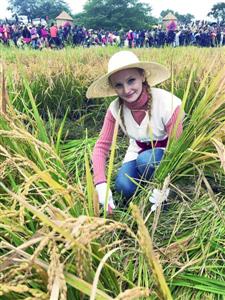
[123,83,130,94]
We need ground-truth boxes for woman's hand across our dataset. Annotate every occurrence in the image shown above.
[95,183,115,213]
[149,188,170,211]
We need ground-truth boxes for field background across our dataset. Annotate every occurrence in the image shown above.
[0,46,225,300]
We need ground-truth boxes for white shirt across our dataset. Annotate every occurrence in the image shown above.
[109,87,182,162]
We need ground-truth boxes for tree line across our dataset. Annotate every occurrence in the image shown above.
[6,0,225,30]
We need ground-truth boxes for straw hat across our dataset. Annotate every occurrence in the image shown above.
[86,51,170,98]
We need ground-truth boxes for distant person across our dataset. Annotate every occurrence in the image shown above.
[126,30,134,48]
[22,25,31,44]
[30,25,39,49]
[49,23,58,48]
[40,25,49,47]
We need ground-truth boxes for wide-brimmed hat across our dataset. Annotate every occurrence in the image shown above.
[86,51,170,98]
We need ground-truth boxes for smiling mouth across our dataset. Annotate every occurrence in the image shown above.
[125,93,135,98]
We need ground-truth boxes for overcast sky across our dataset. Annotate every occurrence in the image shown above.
[0,0,222,20]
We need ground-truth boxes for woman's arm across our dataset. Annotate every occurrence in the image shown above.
[92,109,116,185]
[165,105,184,139]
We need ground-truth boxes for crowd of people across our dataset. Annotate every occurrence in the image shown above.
[0,20,224,50]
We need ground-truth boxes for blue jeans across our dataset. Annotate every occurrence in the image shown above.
[115,148,165,199]
[31,39,37,48]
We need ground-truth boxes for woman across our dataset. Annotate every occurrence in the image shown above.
[22,25,31,45]
[86,51,184,213]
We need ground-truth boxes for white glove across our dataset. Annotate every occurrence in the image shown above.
[149,188,170,212]
[95,183,115,211]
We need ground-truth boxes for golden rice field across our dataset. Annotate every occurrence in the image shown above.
[0,45,225,300]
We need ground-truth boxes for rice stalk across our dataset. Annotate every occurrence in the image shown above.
[0,63,9,114]
[1,241,113,300]
[22,77,49,144]
[151,175,171,239]
[0,183,138,289]
[131,204,173,300]
[48,242,67,300]
[114,287,151,299]
[54,107,69,155]
[211,138,225,172]
[188,54,218,113]
[196,166,225,224]
[0,284,48,299]
[90,247,119,300]
[170,273,225,296]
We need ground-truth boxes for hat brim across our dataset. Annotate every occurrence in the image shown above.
[86,62,170,99]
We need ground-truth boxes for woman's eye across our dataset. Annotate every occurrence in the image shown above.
[115,83,123,89]
[128,78,135,84]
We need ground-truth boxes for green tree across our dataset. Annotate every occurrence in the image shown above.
[175,13,194,24]
[208,2,225,23]
[76,0,156,30]
[8,0,71,21]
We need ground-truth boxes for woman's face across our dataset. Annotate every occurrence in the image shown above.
[110,68,144,103]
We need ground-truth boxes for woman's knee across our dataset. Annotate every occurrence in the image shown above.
[115,160,139,199]
[136,148,165,177]
[115,175,138,199]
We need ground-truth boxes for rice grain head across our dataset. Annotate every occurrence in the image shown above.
[115,287,151,300]
[131,204,173,300]
[47,242,67,300]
